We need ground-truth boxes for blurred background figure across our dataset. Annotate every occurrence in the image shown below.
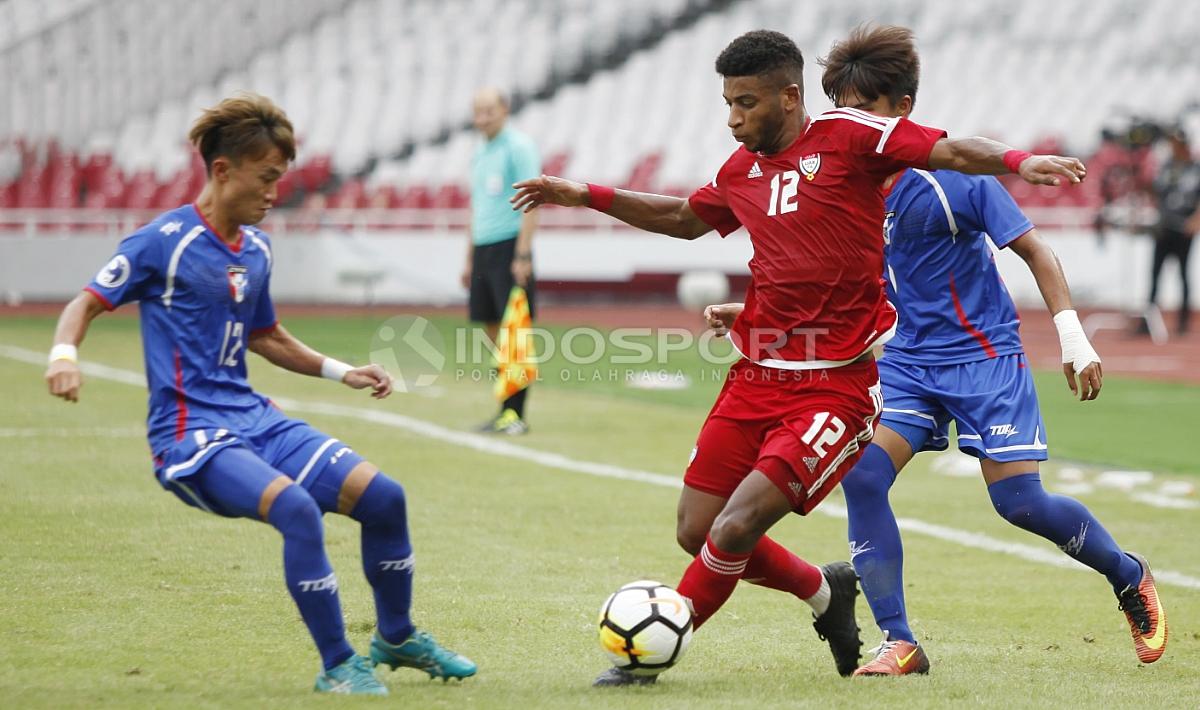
[466,87,541,434]
[1147,127,1200,334]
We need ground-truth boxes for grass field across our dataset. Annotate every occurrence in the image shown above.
[1,312,1197,709]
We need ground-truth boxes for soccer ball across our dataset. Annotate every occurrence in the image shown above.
[597,580,693,676]
[676,270,730,310]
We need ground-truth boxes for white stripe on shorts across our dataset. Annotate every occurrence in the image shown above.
[295,438,340,486]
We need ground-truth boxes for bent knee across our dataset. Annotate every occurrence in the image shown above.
[347,470,408,527]
[675,526,706,556]
[990,496,1036,527]
[709,509,762,549]
[676,504,717,556]
[268,483,324,543]
[840,464,890,501]
[337,461,381,515]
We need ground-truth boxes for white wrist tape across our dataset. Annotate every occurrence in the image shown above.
[320,357,353,382]
[48,343,78,364]
[1053,309,1100,374]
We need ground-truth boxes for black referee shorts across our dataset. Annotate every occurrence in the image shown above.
[468,236,537,323]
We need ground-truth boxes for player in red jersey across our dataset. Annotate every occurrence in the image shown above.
[511,29,1085,686]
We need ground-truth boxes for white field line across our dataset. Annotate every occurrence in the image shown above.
[5,343,1198,590]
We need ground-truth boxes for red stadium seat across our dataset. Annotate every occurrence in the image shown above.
[369,185,401,208]
[542,151,570,177]
[329,179,367,209]
[399,185,434,210]
[81,153,115,194]
[153,170,194,209]
[123,170,160,210]
[46,156,82,208]
[432,184,468,209]
[297,155,334,193]
[275,171,297,205]
[16,170,48,207]
[624,152,662,193]
[300,191,328,211]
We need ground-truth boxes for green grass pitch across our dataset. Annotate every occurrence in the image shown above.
[0,313,1196,708]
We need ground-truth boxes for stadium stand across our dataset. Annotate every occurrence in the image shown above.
[1,0,1198,211]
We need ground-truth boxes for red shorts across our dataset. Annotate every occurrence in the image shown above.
[683,358,882,514]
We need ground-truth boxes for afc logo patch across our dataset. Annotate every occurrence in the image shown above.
[799,153,821,181]
[95,254,131,288]
[226,265,249,303]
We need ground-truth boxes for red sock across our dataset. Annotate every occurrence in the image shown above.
[677,535,752,630]
[742,535,823,599]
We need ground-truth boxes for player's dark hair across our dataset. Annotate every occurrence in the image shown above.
[819,24,920,109]
[189,92,296,174]
[715,30,805,91]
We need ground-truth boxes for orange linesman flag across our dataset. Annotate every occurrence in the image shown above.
[494,286,538,401]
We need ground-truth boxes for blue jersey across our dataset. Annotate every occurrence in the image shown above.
[85,204,278,456]
[881,170,1031,365]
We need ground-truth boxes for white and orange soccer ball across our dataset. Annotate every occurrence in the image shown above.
[597,580,694,676]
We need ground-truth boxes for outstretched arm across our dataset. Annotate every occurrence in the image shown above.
[928,137,1087,187]
[45,290,109,402]
[1008,229,1102,401]
[510,176,712,240]
[248,324,394,399]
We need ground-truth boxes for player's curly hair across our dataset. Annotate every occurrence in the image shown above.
[715,30,805,90]
[819,24,920,109]
[188,92,296,174]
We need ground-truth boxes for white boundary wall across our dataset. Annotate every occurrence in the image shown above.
[0,224,1192,311]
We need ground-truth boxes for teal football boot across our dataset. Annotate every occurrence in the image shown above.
[370,630,477,681]
[314,654,388,695]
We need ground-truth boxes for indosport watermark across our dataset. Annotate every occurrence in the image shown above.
[366,315,833,392]
[368,316,447,392]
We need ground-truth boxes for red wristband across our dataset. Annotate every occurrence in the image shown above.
[587,183,615,212]
[1003,150,1033,173]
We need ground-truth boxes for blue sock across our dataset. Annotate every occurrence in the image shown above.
[351,474,416,645]
[841,443,914,643]
[268,485,355,670]
[987,473,1142,592]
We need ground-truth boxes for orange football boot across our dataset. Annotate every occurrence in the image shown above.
[853,634,930,676]
[1117,552,1168,664]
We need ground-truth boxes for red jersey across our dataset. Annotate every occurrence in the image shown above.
[688,107,946,367]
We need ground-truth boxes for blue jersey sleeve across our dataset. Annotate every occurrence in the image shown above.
[85,230,163,310]
[247,233,278,334]
[250,271,277,334]
[954,176,1033,249]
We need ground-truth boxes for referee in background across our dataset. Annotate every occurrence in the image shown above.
[464,87,540,434]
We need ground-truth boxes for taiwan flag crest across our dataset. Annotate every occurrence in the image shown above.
[227,265,249,303]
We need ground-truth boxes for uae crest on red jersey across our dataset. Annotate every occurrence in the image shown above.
[799,153,821,181]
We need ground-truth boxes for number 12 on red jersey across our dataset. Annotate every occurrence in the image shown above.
[766,170,801,216]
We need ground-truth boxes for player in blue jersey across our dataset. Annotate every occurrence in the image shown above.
[705,25,1167,675]
[44,94,475,695]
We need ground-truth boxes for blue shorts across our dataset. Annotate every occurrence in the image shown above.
[877,353,1048,462]
[152,401,365,516]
